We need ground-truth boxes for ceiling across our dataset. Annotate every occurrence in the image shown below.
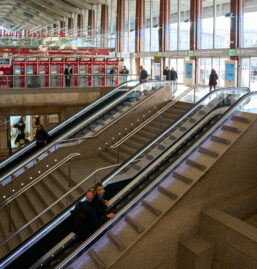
[0,0,105,29]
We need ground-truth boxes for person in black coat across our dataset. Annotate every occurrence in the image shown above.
[139,66,148,83]
[92,183,111,219]
[64,65,73,87]
[209,69,218,91]
[163,66,172,81]
[170,67,178,81]
[35,124,49,148]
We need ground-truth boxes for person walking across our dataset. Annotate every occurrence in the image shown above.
[109,67,116,86]
[139,66,148,83]
[170,67,178,92]
[120,66,129,82]
[209,69,218,91]
[163,66,172,81]
[35,124,49,148]
[64,65,73,87]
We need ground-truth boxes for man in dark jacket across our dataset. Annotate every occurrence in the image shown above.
[139,66,148,83]
[163,66,172,80]
[170,67,178,81]
[35,124,49,148]
[209,69,218,91]
[92,183,110,219]
[64,65,73,87]
[120,66,129,82]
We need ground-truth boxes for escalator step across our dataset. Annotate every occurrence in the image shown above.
[221,125,241,134]
[107,231,125,251]
[157,185,178,200]
[210,135,231,145]
[198,147,219,158]
[173,172,193,184]
[88,249,106,269]
[125,216,144,233]
[142,200,162,216]
[231,115,250,123]
[186,159,206,171]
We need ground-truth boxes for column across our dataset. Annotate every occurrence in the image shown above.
[53,24,58,36]
[190,0,201,51]
[88,10,95,36]
[159,0,170,52]
[68,18,74,36]
[101,5,109,47]
[135,0,145,74]
[230,0,243,49]
[77,14,83,37]
[116,0,125,52]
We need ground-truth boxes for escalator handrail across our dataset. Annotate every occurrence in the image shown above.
[56,90,256,269]
[0,87,249,268]
[0,79,139,171]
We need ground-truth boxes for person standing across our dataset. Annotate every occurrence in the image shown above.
[139,66,148,83]
[163,66,172,81]
[64,65,73,87]
[170,67,178,92]
[120,66,129,82]
[109,67,116,86]
[209,69,218,91]
[35,124,49,148]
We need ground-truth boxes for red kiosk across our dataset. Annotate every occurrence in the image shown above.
[92,58,106,86]
[50,57,64,87]
[78,57,92,87]
[65,57,78,87]
[26,57,38,87]
[38,57,50,87]
[106,58,119,86]
[13,57,26,88]
[0,58,12,88]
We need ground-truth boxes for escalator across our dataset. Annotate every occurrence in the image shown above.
[0,80,140,178]
[0,87,250,269]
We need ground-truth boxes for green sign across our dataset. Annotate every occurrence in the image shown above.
[229,49,235,56]
[158,52,162,57]
[189,50,194,56]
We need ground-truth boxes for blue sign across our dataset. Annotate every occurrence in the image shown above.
[226,63,235,81]
[186,62,193,79]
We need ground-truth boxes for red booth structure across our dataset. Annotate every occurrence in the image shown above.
[78,57,92,87]
[26,57,38,88]
[106,58,119,86]
[65,57,78,87]
[38,57,50,87]
[50,57,64,87]
[13,57,26,88]
[0,58,12,88]
[92,58,106,86]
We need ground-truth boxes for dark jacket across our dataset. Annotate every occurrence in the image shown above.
[170,70,178,81]
[140,69,148,82]
[92,196,108,219]
[35,127,49,143]
[163,69,172,80]
[209,72,218,85]
[75,201,107,229]
[64,67,73,78]
[110,69,116,74]
[120,68,129,74]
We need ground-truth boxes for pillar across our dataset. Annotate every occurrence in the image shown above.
[116,0,125,52]
[135,0,145,74]
[53,24,58,36]
[230,0,243,49]
[159,0,170,52]
[68,18,74,36]
[88,10,95,36]
[101,5,109,47]
[77,14,83,37]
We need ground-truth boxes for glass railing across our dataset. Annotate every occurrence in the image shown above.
[0,86,250,267]
[56,88,257,269]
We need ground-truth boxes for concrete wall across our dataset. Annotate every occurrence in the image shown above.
[110,116,257,269]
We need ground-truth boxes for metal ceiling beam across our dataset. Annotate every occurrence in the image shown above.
[0,4,56,24]
[46,0,81,14]
[0,14,35,27]
[64,0,93,10]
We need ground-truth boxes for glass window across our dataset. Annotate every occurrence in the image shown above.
[179,0,190,50]
[242,0,257,48]
[152,0,160,51]
[129,0,136,52]
[145,0,151,51]
[201,0,214,49]
[170,0,178,50]
[215,0,230,48]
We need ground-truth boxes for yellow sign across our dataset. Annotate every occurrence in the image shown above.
[154,56,162,63]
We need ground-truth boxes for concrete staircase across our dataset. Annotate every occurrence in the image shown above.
[66,111,257,269]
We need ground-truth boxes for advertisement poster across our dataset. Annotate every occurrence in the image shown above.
[186,62,193,79]
[226,63,235,81]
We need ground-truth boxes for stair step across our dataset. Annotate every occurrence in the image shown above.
[231,115,250,123]
[142,200,162,216]
[198,147,219,158]
[211,135,231,145]
[88,249,106,269]
[158,185,178,200]
[107,231,125,251]
[186,159,206,171]
[125,216,144,233]
[173,171,193,184]
[221,125,241,133]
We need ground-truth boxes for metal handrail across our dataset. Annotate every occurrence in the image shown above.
[0,79,140,179]
[0,153,80,209]
[110,84,199,149]
[0,159,141,250]
[56,89,255,269]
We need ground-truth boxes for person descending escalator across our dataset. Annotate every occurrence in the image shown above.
[35,124,49,149]
[139,66,148,83]
[70,190,115,239]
